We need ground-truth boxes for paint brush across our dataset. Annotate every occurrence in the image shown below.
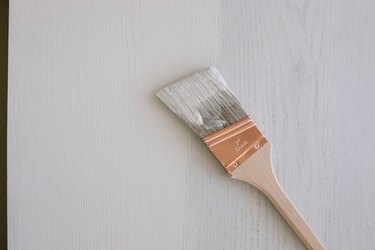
[157,67,325,250]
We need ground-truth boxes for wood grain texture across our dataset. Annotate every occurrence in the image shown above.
[8,0,375,249]
[232,143,325,249]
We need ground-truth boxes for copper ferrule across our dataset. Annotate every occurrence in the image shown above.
[202,117,267,174]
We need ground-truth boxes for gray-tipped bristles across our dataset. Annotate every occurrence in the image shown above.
[157,67,248,138]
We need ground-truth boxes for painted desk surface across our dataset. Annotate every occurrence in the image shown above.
[8,0,375,249]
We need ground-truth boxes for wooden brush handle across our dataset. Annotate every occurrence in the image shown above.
[231,143,325,250]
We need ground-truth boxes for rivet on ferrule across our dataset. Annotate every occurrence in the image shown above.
[202,117,268,174]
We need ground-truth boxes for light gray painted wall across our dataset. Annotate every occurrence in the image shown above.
[8,0,375,249]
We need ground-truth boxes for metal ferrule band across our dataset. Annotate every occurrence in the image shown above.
[203,117,267,173]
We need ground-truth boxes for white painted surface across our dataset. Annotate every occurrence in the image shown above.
[8,0,375,249]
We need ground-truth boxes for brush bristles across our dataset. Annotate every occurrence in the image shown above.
[157,67,248,138]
